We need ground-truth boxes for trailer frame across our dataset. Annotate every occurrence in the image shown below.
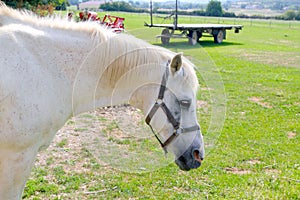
[144,0,243,45]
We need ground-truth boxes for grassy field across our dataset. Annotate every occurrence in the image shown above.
[23,13,299,199]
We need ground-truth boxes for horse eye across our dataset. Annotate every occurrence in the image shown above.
[180,99,191,107]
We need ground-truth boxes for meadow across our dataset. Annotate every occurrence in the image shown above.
[23,13,299,199]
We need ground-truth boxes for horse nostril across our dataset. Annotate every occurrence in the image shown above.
[193,149,203,163]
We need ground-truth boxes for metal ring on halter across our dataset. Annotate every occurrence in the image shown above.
[175,127,183,135]
[155,98,163,105]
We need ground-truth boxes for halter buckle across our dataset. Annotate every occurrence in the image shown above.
[155,98,163,105]
[175,127,183,135]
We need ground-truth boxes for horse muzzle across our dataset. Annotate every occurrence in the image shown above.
[175,139,204,171]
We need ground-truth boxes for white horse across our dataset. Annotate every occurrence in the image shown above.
[0,2,204,199]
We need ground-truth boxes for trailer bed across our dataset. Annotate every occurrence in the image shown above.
[146,23,243,30]
[145,22,243,45]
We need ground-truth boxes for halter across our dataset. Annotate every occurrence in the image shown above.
[145,64,200,153]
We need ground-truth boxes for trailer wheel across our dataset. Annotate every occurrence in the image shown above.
[214,30,225,44]
[161,29,171,45]
[188,30,198,45]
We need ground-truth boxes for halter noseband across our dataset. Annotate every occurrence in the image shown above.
[145,65,200,153]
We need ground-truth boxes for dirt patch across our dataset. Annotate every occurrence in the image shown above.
[248,97,273,109]
[287,132,297,139]
[35,116,104,174]
[35,105,147,172]
[197,100,210,113]
[200,87,214,91]
[238,50,300,68]
[224,167,251,175]
[245,159,262,165]
[265,169,281,175]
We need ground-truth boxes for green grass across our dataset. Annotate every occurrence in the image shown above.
[56,138,68,148]
[24,13,300,199]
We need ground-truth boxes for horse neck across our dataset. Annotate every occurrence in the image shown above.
[67,32,168,115]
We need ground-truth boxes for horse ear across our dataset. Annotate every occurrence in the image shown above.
[170,53,183,75]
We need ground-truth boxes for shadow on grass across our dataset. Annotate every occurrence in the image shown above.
[153,40,244,49]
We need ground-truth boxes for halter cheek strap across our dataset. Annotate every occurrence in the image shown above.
[145,65,200,153]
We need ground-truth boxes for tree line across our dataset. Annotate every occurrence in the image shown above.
[2,0,68,10]
[2,0,300,21]
[100,0,300,21]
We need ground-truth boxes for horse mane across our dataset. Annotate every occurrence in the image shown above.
[0,1,198,92]
[97,34,199,93]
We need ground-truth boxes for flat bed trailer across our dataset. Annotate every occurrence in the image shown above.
[144,0,243,45]
[145,22,243,45]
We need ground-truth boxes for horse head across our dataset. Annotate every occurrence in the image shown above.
[144,53,204,171]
